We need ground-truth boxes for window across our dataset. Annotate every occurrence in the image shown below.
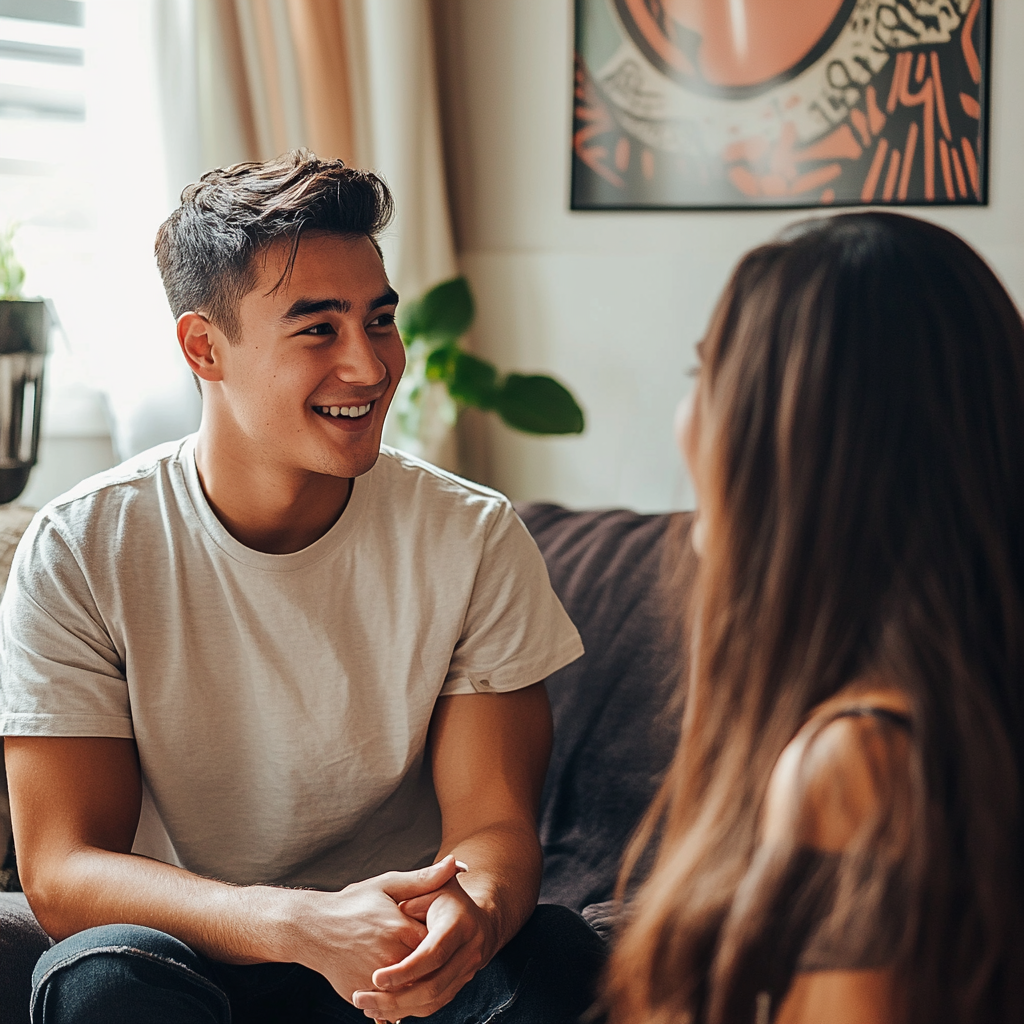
[0,0,90,340]
[0,1,199,503]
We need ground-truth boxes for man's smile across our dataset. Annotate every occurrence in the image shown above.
[314,402,374,420]
[312,398,380,432]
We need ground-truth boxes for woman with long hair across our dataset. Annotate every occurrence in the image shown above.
[605,212,1024,1024]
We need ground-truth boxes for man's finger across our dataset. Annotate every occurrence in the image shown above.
[372,926,458,990]
[354,952,477,1021]
[397,892,440,921]
[379,855,459,903]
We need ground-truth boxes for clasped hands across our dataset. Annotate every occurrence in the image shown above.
[299,855,493,1021]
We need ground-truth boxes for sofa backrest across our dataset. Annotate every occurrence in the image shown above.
[517,502,696,912]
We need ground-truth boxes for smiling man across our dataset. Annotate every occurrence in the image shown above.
[0,152,604,1024]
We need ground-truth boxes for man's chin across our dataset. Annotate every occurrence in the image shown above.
[314,444,382,481]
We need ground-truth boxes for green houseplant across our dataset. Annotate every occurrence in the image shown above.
[0,225,26,301]
[0,226,49,503]
[391,277,584,458]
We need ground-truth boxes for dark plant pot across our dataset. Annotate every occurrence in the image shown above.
[0,299,49,505]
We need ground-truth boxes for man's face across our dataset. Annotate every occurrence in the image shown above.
[212,231,405,481]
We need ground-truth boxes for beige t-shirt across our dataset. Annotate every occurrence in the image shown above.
[0,437,582,889]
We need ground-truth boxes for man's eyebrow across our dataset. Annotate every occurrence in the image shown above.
[370,288,400,310]
[280,290,399,323]
[281,298,350,322]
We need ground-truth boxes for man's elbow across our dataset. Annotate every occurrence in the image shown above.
[19,850,93,941]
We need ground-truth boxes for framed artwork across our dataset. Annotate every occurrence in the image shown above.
[572,0,990,210]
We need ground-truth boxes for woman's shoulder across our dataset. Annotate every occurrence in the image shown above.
[763,682,913,853]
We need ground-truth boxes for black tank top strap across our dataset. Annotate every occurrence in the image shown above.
[824,704,913,732]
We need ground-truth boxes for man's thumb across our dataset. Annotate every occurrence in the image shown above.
[381,855,460,902]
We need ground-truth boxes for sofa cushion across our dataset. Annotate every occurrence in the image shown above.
[516,503,696,913]
[0,893,51,1024]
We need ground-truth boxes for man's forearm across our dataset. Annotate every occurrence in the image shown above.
[441,818,543,959]
[26,845,463,1001]
[27,846,298,963]
[8,734,458,998]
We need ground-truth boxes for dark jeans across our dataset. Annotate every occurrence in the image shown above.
[30,904,606,1024]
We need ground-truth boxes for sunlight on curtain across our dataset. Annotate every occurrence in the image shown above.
[84,0,201,459]
[284,0,355,165]
[351,0,457,302]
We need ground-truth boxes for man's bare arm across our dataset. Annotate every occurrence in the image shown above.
[352,682,553,1020]
[5,736,459,997]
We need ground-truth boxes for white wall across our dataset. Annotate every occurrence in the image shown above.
[435,0,1024,513]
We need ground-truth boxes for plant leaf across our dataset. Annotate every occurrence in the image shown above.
[398,295,426,344]
[496,374,585,435]
[425,343,458,382]
[0,224,25,301]
[448,351,499,409]
[399,276,474,345]
[425,346,499,410]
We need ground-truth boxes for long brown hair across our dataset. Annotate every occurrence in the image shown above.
[606,212,1024,1024]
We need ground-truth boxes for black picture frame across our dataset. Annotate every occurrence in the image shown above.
[572,0,990,211]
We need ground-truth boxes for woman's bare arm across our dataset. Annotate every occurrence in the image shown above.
[764,687,912,1024]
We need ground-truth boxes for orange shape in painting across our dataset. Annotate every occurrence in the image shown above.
[861,138,889,203]
[663,0,847,87]
[799,123,862,163]
[960,92,981,119]
[866,85,886,136]
[960,137,980,198]
[723,135,770,164]
[790,163,841,195]
[938,138,955,199]
[728,165,762,197]
[950,147,968,198]
[883,148,902,202]
[615,137,631,172]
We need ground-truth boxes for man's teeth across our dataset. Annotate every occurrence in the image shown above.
[317,404,371,418]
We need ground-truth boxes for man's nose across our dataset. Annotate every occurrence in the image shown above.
[335,325,386,386]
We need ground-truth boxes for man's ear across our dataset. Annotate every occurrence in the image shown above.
[177,312,225,383]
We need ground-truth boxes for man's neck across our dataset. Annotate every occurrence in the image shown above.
[193,427,353,555]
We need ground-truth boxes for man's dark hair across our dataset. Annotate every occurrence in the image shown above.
[154,149,395,339]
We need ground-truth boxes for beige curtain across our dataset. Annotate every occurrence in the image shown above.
[348,0,457,299]
[285,0,356,164]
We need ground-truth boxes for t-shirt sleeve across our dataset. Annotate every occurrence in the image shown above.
[0,514,132,738]
[440,501,583,695]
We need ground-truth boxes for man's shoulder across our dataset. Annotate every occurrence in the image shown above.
[32,437,192,543]
[373,445,511,516]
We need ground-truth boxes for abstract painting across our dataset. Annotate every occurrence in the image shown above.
[572,0,989,209]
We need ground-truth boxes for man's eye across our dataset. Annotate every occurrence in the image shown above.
[369,313,396,328]
[302,322,334,336]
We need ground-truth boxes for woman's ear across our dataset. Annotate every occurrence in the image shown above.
[177,312,224,383]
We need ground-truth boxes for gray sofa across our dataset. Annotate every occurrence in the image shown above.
[0,503,694,1023]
